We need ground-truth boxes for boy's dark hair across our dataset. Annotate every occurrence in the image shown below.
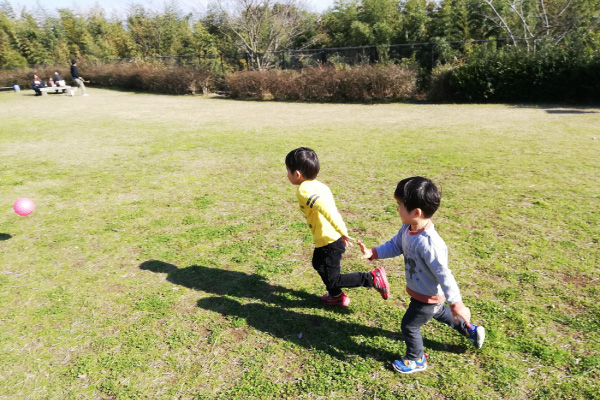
[285,147,320,180]
[71,60,77,65]
[394,176,441,218]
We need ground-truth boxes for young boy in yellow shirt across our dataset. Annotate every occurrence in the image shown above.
[285,147,390,306]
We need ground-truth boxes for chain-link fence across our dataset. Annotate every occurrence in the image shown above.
[1,37,538,73]
[73,37,537,75]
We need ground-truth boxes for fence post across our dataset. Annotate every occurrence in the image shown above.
[220,53,226,77]
[245,53,250,70]
[369,46,378,64]
[431,43,434,69]
[321,50,327,65]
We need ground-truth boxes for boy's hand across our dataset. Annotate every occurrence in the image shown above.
[357,240,373,260]
[450,302,472,327]
[342,235,355,247]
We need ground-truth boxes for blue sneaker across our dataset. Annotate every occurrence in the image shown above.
[466,324,485,349]
[393,354,428,374]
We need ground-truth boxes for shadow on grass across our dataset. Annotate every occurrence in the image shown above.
[510,104,600,113]
[140,260,466,363]
[0,233,11,241]
[545,109,598,114]
[140,259,315,308]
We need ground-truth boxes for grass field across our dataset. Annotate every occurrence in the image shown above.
[1,88,599,399]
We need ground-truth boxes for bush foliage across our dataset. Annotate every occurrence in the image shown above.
[428,46,600,103]
[0,63,214,95]
[226,65,417,102]
[4,47,598,104]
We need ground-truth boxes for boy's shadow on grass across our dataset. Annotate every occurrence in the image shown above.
[0,233,11,241]
[140,260,465,363]
[140,259,315,309]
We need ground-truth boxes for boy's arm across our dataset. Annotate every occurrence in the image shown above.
[358,227,406,260]
[420,245,471,325]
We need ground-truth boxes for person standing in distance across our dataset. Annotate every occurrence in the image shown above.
[70,60,89,96]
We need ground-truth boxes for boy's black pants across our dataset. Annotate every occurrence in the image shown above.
[312,237,373,297]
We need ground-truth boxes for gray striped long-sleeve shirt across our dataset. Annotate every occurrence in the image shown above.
[373,223,462,305]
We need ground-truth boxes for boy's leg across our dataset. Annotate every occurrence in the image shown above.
[312,238,373,297]
[312,239,373,297]
[433,305,485,349]
[401,298,437,360]
[432,304,469,335]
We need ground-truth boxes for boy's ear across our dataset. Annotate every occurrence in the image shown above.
[412,208,423,218]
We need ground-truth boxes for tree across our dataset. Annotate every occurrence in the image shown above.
[361,0,401,44]
[320,0,361,46]
[428,0,473,41]
[397,0,431,43]
[321,0,401,47]
[214,0,315,69]
[58,9,94,60]
[16,11,51,64]
[0,11,27,66]
[127,6,161,57]
[478,0,599,49]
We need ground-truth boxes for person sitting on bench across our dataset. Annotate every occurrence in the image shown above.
[53,71,66,87]
[32,75,45,96]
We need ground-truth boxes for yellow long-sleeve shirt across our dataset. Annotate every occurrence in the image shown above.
[296,180,348,248]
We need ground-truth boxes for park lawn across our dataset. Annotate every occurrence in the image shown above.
[0,88,599,399]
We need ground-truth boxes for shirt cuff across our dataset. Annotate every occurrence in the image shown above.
[369,248,379,261]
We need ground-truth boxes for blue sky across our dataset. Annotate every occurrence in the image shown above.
[8,0,336,16]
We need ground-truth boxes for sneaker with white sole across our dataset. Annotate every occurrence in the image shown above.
[466,324,485,349]
[393,354,428,374]
[321,292,351,306]
[371,266,390,299]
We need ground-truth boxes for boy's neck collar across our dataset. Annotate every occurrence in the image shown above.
[409,220,432,235]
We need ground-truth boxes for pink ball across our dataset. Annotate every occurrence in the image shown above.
[13,198,35,216]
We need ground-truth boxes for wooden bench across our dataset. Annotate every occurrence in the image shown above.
[38,86,77,96]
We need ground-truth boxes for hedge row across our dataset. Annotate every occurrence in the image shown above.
[226,65,417,102]
[429,48,600,103]
[0,64,214,95]
[0,66,67,90]
[81,64,214,95]
[3,51,598,103]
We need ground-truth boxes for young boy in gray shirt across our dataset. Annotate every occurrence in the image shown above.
[358,176,485,374]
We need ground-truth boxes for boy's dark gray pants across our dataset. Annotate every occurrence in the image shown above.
[401,297,469,360]
[312,238,373,297]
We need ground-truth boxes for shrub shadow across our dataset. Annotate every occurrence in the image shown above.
[544,109,598,114]
[140,260,466,363]
[0,233,11,241]
[510,104,599,113]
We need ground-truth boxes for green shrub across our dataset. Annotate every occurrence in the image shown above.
[437,46,600,103]
[225,65,417,102]
[427,63,456,103]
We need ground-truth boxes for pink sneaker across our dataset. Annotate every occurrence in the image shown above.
[321,292,351,306]
[371,267,390,299]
